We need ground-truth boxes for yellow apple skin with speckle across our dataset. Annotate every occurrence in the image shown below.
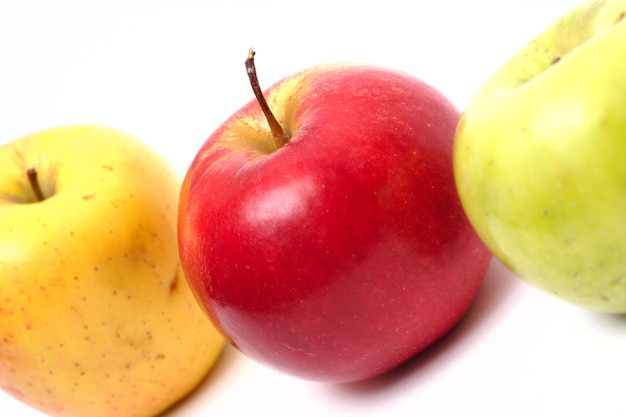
[0,125,224,417]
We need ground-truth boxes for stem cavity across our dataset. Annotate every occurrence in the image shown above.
[245,48,289,149]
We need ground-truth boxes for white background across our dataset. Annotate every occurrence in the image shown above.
[2,1,625,416]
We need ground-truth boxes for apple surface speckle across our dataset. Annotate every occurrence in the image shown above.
[454,0,626,312]
[0,125,225,416]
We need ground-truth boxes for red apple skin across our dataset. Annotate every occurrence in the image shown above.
[178,65,492,383]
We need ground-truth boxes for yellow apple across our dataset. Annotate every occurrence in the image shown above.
[0,124,224,417]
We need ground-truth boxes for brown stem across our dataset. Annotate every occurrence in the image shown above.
[245,48,289,149]
[27,168,46,202]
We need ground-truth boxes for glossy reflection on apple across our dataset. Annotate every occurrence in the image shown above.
[179,51,492,383]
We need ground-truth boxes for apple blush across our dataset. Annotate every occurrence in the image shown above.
[178,50,492,383]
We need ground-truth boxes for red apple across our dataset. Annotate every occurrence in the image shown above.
[178,51,492,383]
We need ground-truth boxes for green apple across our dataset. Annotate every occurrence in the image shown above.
[454,0,626,312]
[0,124,224,417]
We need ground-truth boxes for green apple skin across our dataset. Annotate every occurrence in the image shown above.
[454,0,626,312]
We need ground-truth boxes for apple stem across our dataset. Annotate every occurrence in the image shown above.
[245,48,289,149]
[27,168,46,202]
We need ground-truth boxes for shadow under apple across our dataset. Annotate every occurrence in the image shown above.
[161,258,525,415]
[160,343,241,416]
[321,257,524,398]
[585,308,626,327]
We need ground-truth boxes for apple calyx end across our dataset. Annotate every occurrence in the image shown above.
[245,48,289,150]
[26,168,46,202]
